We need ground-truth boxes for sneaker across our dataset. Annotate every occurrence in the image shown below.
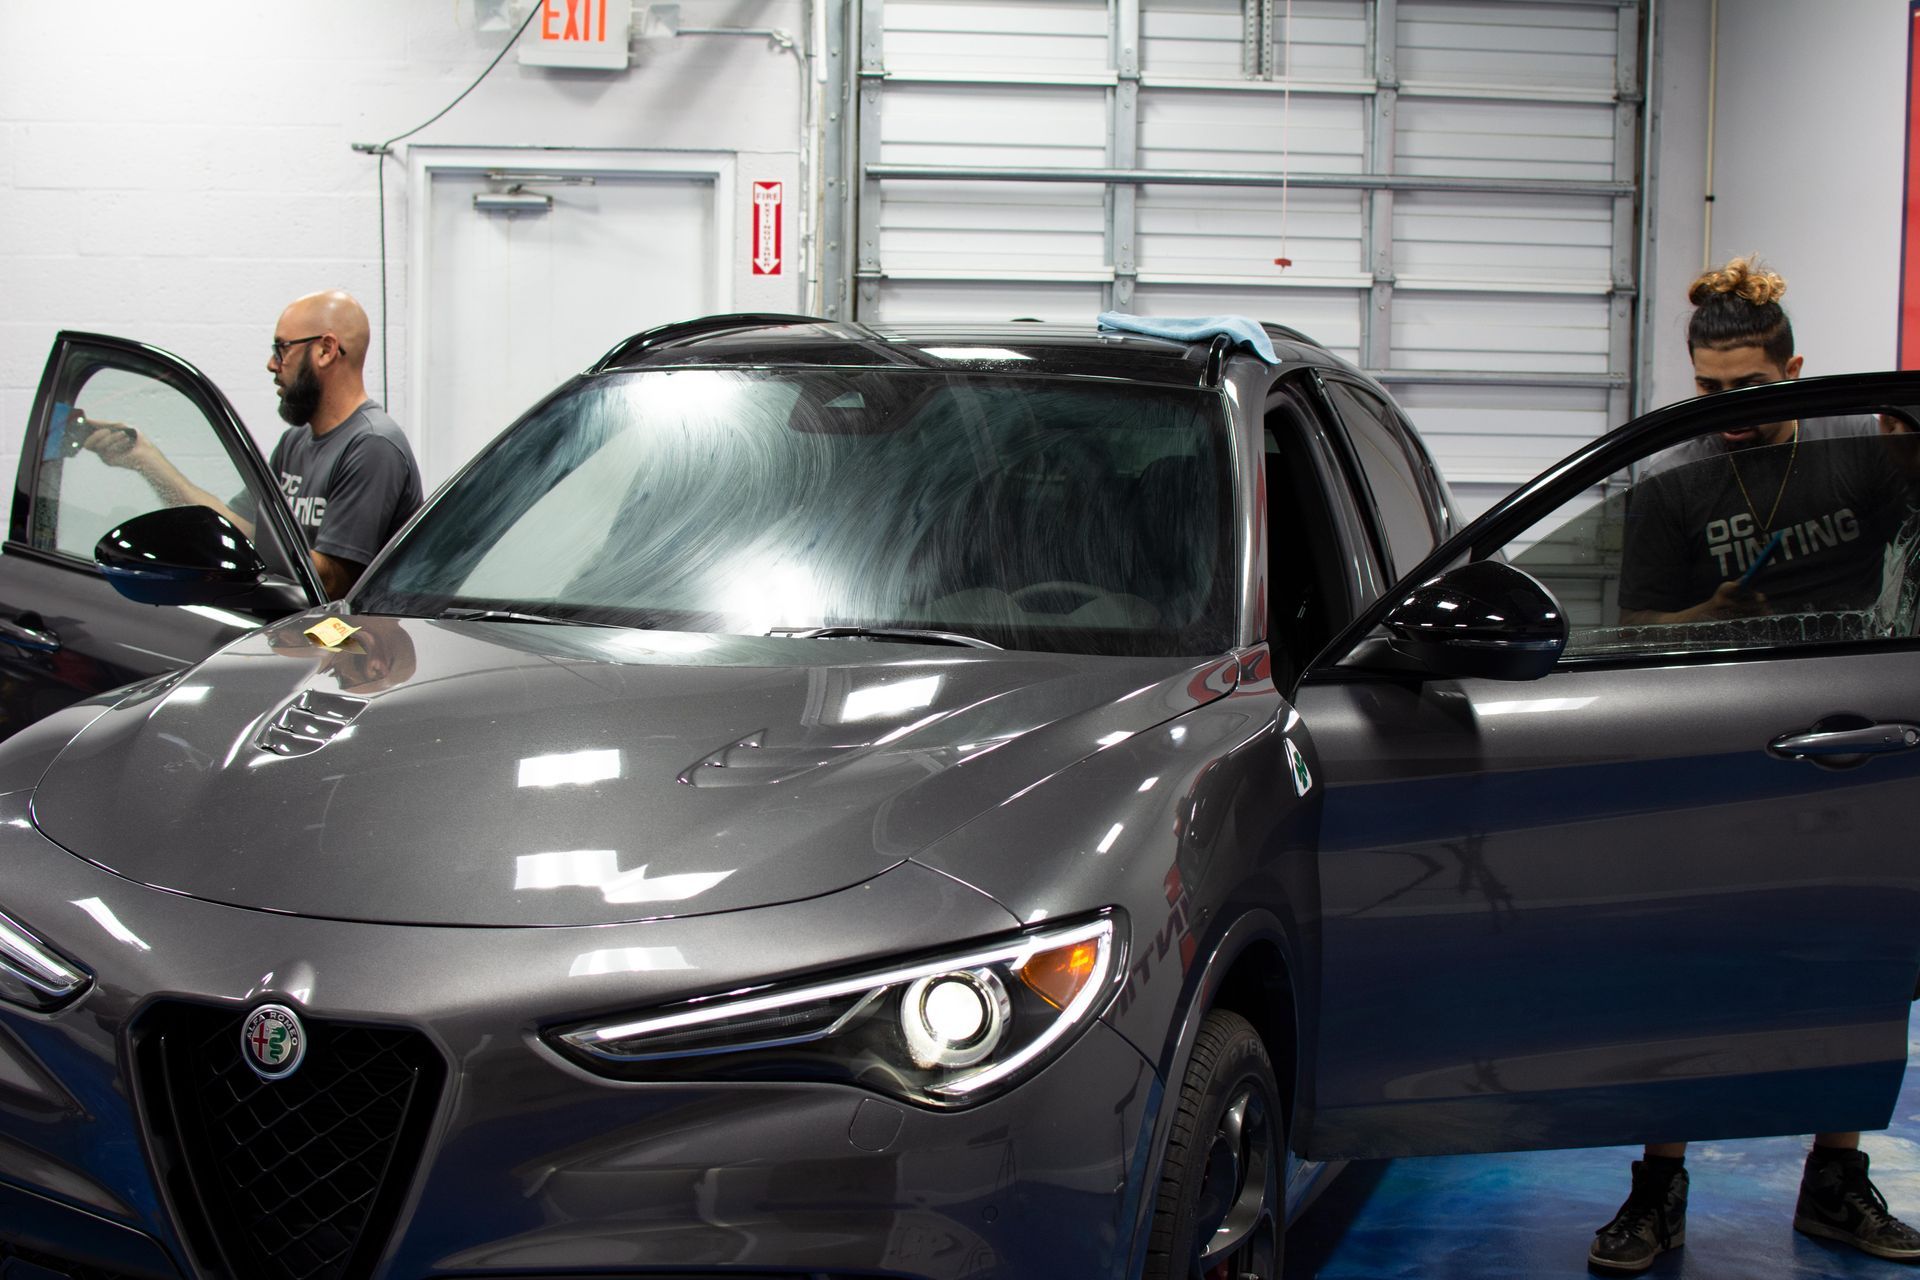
[1589,1159,1688,1272]
[1793,1146,1920,1262]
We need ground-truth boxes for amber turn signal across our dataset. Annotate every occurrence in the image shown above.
[1020,939,1101,1010]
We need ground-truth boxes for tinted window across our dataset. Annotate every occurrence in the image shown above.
[32,358,303,582]
[1324,379,1437,575]
[1265,383,1359,678]
[358,369,1236,657]
[1506,410,1920,658]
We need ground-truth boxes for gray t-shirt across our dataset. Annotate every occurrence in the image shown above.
[1619,416,1909,614]
[245,402,423,567]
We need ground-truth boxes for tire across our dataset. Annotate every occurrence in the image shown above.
[1143,1009,1285,1280]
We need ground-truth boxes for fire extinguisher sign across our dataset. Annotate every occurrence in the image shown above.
[751,183,783,276]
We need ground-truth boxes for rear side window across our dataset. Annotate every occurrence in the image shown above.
[1323,379,1438,576]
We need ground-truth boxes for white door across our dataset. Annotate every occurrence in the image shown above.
[420,169,718,488]
[862,0,1640,522]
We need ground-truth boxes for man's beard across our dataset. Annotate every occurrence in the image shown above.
[277,359,322,426]
[1719,422,1783,451]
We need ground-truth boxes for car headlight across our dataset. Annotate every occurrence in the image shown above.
[0,907,91,1013]
[550,912,1124,1108]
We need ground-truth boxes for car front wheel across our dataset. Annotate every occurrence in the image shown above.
[1144,1008,1284,1280]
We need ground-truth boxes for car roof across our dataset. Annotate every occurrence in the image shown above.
[590,315,1339,388]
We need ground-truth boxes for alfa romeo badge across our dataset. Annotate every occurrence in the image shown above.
[240,1004,306,1081]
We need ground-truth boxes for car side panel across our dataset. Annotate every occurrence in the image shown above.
[907,649,1337,1273]
[1294,652,1920,1160]
[0,548,246,739]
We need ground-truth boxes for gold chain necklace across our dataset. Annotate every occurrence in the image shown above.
[1727,423,1799,532]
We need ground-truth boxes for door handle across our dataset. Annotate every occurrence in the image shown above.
[1769,722,1920,759]
[0,615,59,653]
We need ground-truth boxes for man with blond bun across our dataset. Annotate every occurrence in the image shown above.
[1590,256,1920,1272]
[86,290,422,598]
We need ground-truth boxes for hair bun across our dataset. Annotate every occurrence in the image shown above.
[1688,255,1786,308]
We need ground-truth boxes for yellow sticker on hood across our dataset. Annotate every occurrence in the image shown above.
[304,617,361,649]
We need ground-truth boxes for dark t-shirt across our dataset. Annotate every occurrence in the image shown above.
[239,402,423,567]
[1618,417,1909,615]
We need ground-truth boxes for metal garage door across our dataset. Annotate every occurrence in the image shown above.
[821,0,1646,518]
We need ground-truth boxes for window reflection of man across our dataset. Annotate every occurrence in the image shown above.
[1880,411,1920,479]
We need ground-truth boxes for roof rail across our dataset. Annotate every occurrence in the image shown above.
[592,313,828,370]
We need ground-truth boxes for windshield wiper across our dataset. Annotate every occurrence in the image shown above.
[436,607,612,628]
[771,625,1001,650]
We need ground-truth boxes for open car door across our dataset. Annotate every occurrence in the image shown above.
[1293,372,1920,1161]
[0,332,323,737]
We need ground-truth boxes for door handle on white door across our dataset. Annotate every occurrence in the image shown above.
[1768,722,1920,759]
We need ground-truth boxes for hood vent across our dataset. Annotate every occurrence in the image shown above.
[256,691,370,757]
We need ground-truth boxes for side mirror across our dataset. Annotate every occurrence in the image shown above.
[1381,560,1568,681]
[94,507,269,607]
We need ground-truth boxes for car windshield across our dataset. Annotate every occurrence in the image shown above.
[355,367,1236,657]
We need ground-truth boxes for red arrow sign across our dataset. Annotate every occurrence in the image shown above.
[752,182,783,276]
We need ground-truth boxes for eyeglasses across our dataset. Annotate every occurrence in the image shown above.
[269,335,327,361]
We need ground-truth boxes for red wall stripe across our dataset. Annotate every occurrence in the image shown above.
[1901,3,1920,366]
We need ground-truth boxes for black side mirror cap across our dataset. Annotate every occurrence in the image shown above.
[94,507,269,607]
[1380,560,1568,681]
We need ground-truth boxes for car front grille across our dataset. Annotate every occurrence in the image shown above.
[134,1002,444,1280]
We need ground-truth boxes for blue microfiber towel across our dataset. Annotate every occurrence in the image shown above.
[1095,312,1279,365]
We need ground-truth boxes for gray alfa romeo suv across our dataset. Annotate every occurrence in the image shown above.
[0,315,1917,1280]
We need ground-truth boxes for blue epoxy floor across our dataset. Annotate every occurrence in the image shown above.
[1290,1007,1920,1278]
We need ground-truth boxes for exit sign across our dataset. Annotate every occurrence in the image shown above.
[519,0,630,70]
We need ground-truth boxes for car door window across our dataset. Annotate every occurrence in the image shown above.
[1502,402,1920,659]
[1322,378,1439,576]
[33,360,302,583]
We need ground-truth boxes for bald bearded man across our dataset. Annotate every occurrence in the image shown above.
[86,291,422,598]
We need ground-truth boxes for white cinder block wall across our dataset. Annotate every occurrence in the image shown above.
[0,0,808,490]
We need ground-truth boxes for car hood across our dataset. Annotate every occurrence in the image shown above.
[27,615,1227,926]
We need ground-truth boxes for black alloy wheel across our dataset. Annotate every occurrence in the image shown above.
[1144,1008,1284,1280]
